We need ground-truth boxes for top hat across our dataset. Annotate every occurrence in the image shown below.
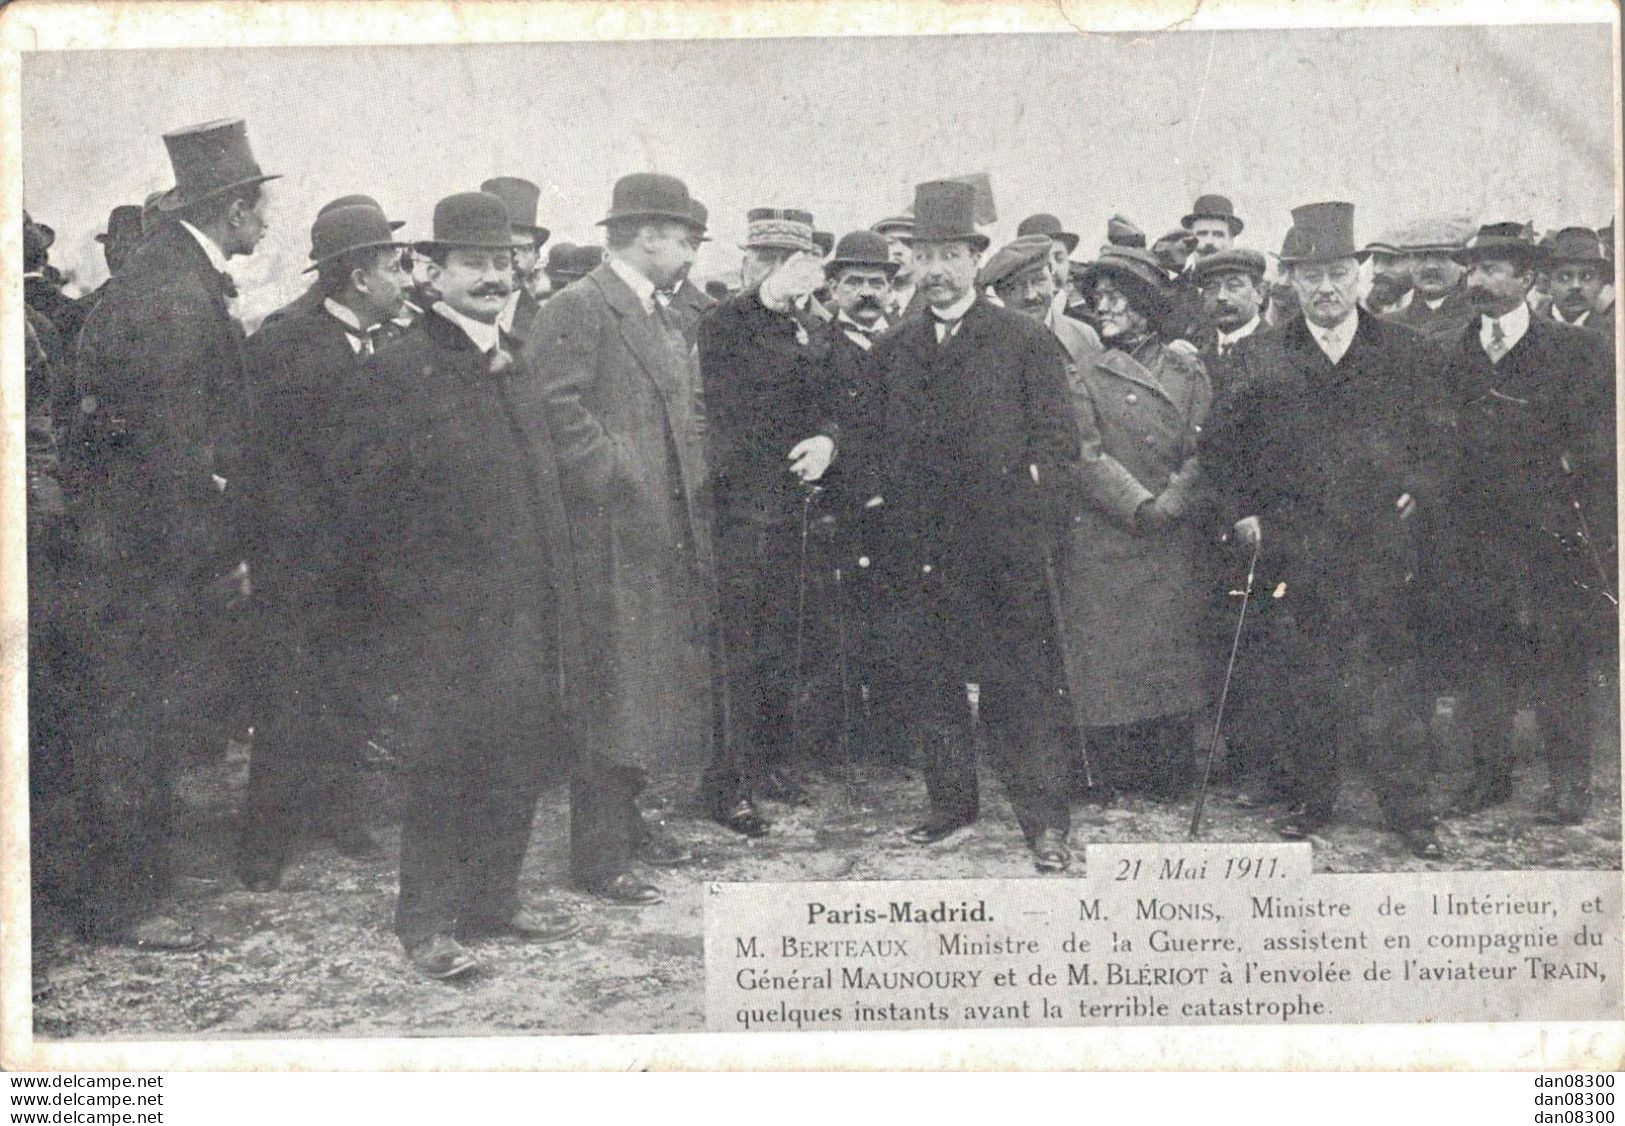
[740,207,818,253]
[904,181,989,253]
[871,212,915,238]
[1452,221,1546,268]
[480,176,551,247]
[824,229,901,278]
[318,194,406,230]
[1016,213,1079,253]
[96,205,145,246]
[156,118,281,213]
[303,203,409,273]
[1402,215,1476,254]
[687,198,711,243]
[1106,214,1146,249]
[979,235,1055,289]
[545,241,605,282]
[598,172,703,231]
[1539,226,1606,266]
[1076,246,1174,321]
[1181,193,1244,236]
[1278,201,1360,266]
[1190,246,1268,286]
[414,192,520,252]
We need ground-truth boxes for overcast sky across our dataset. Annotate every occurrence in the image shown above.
[21,22,1617,319]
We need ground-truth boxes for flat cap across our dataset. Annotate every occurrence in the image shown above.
[978,234,1053,289]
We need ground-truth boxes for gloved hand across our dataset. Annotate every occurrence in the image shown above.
[787,434,835,482]
[759,252,826,311]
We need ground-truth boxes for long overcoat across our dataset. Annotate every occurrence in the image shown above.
[1060,336,1212,726]
[523,262,717,781]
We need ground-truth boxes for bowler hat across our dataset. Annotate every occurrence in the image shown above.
[156,118,281,213]
[871,212,915,238]
[414,192,519,252]
[1077,246,1174,323]
[904,180,989,253]
[22,212,53,266]
[319,194,406,230]
[1016,213,1079,253]
[480,176,551,247]
[1190,246,1268,286]
[1181,193,1244,236]
[545,241,604,283]
[303,204,409,273]
[687,198,711,243]
[824,230,899,278]
[1106,214,1146,249]
[979,235,1055,289]
[1277,201,1360,266]
[740,207,818,254]
[1452,221,1546,269]
[96,205,144,246]
[598,172,703,231]
[1540,226,1606,266]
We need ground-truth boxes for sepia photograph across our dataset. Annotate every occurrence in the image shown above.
[3,0,1621,1065]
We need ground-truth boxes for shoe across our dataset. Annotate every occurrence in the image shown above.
[1449,782,1512,817]
[586,873,664,906]
[406,935,480,980]
[637,831,693,868]
[1397,826,1444,860]
[1032,829,1071,873]
[711,798,770,838]
[236,856,283,893]
[1277,807,1329,840]
[114,915,209,952]
[462,908,580,945]
[759,767,805,804]
[905,816,974,845]
[327,819,383,861]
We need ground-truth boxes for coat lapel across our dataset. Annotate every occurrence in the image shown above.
[1094,343,1175,404]
[587,264,687,407]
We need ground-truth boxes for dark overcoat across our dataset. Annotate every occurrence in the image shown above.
[666,277,717,347]
[1391,286,1475,346]
[523,262,717,781]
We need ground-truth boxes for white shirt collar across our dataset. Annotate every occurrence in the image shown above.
[179,219,230,275]
[432,300,502,354]
[1551,305,1592,327]
[1309,309,1359,364]
[496,289,523,334]
[1480,300,1530,357]
[607,255,658,314]
[838,310,888,349]
[322,299,371,354]
[930,290,976,322]
[1423,293,1449,311]
[1215,314,1261,350]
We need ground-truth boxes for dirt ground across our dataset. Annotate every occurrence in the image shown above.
[29,718,1622,1040]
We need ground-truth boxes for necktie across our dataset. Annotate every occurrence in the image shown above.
[933,313,962,345]
[651,297,688,353]
[1485,319,1508,364]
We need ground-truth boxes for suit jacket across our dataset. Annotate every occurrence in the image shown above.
[1391,286,1475,345]
[665,277,717,347]
[1191,317,1262,399]
[812,318,888,512]
[1544,302,1616,343]
[72,222,251,590]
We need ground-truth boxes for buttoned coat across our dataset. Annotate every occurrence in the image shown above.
[523,262,717,779]
[1059,336,1212,725]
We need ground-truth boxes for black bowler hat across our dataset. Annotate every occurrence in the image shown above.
[687,198,712,243]
[480,176,551,247]
[1540,226,1606,266]
[824,229,900,278]
[156,118,281,212]
[904,180,989,253]
[1453,221,1546,269]
[96,205,144,246]
[414,192,519,252]
[598,172,704,231]
[1181,192,1244,236]
[318,193,406,230]
[303,204,409,273]
[1277,201,1360,266]
[545,241,605,283]
[1016,212,1079,253]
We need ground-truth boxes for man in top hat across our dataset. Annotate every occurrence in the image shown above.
[981,233,1102,370]
[872,212,926,321]
[1390,216,1476,344]
[234,201,413,892]
[67,118,278,950]
[525,173,715,902]
[338,191,595,977]
[861,180,1081,871]
[1188,247,1268,395]
[542,241,603,295]
[1436,223,1614,827]
[1202,201,1453,859]
[655,197,717,347]
[481,176,550,341]
[1541,226,1614,339]
[697,208,842,834]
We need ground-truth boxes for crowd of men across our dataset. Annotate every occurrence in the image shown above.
[22,118,1619,981]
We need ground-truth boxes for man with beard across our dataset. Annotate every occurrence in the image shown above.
[873,212,926,322]
[481,177,550,341]
[864,180,1081,871]
[235,201,411,891]
[1392,216,1476,344]
[982,233,1102,369]
[1360,228,1416,317]
[1189,247,1268,395]
[1439,223,1614,826]
[1203,201,1452,859]
[1540,226,1614,339]
[697,209,839,834]
[656,198,717,347]
[525,173,713,903]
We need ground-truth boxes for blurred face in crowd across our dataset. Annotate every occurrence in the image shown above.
[1046,239,1071,287]
[1288,257,1360,328]
[512,240,541,291]
[1550,261,1607,321]
[1411,251,1465,301]
[1199,269,1264,332]
[1188,218,1233,258]
[913,239,979,309]
[634,221,701,290]
[993,263,1056,321]
[741,246,793,292]
[885,235,914,282]
[352,248,412,324]
[830,265,893,327]
[427,246,513,324]
[1464,256,1535,318]
[1365,251,1415,309]
[1092,275,1150,340]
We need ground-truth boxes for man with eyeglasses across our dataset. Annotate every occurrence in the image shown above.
[1203,201,1454,860]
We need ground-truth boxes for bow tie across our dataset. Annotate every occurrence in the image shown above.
[217,270,238,300]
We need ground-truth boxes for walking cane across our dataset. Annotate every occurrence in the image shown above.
[1040,544,1095,790]
[1190,538,1261,840]
[832,560,856,806]
[788,483,822,754]
[1560,453,1618,607]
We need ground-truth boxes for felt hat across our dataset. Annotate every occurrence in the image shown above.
[545,241,604,283]
[304,203,409,272]
[96,205,145,246]
[1106,214,1146,249]
[1452,221,1546,269]
[414,191,520,252]
[1277,201,1360,266]
[978,234,1055,289]
[1016,212,1079,253]
[871,212,915,238]
[1539,226,1607,265]
[1077,246,1174,323]
[156,118,281,212]
[1181,192,1244,236]
[1402,215,1476,254]
[319,194,406,230]
[904,180,989,253]
[687,198,711,243]
[480,176,550,247]
[598,172,703,231]
[824,229,900,278]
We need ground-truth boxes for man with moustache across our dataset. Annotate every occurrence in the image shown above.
[235,201,412,891]
[982,234,1102,369]
[864,180,1081,871]
[481,177,550,341]
[1203,202,1452,859]
[1015,213,1082,323]
[526,173,713,901]
[1188,247,1268,395]
[873,212,927,322]
[656,198,718,347]
[342,192,593,978]
[1540,226,1615,339]
[1392,217,1476,344]
[1360,228,1416,317]
[68,119,277,950]
[697,209,840,832]
[1439,223,1614,826]
[259,194,409,332]
[1181,193,1244,262]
